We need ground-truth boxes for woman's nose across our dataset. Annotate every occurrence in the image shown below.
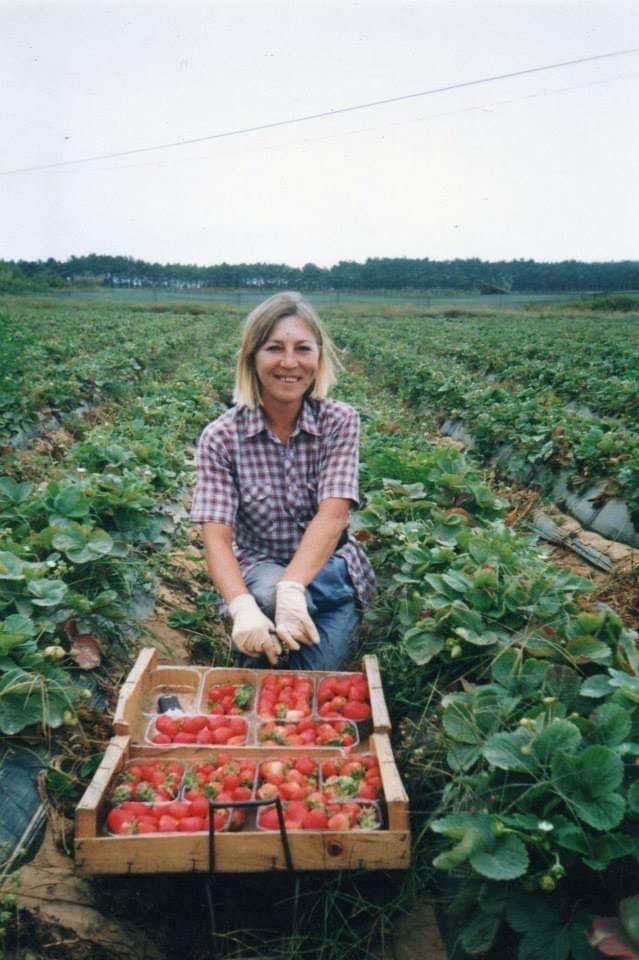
[281,349,298,367]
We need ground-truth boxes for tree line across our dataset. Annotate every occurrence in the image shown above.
[1,254,639,293]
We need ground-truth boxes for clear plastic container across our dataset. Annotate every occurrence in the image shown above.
[256,718,359,749]
[144,713,249,747]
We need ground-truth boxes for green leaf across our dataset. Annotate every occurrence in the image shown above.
[532,720,582,766]
[447,742,481,772]
[27,578,68,607]
[0,614,36,655]
[51,487,90,519]
[403,628,444,665]
[483,728,536,772]
[627,782,639,814]
[443,702,483,745]
[461,910,501,954]
[441,571,474,594]
[580,674,613,698]
[0,477,32,503]
[565,637,612,663]
[506,894,571,960]
[582,833,637,871]
[543,665,581,708]
[0,551,24,581]
[469,833,529,881]
[454,626,498,647]
[552,745,625,830]
[576,611,606,634]
[593,702,632,746]
[52,525,113,563]
[491,648,521,687]
[431,813,490,870]
[555,822,589,855]
[46,769,77,798]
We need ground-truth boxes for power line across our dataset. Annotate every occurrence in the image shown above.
[46,70,638,178]
[2,47,638,177]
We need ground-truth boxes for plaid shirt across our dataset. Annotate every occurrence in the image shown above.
[190,398,376,604]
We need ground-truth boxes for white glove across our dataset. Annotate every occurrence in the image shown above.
[228,594,281,665]
[275,581,320,650]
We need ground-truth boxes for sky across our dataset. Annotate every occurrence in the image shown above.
[2,0,638,268]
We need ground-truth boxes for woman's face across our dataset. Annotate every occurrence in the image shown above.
[254,315,320,409]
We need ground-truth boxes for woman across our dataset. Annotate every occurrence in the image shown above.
[190,291,376,670]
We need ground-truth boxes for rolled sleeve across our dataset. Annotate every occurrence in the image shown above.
[317,406,360,505]
[190,426,239,524]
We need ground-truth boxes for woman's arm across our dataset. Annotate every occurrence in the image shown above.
[201,521,249,605]
[201,522,282,664]
[281,497,351,586]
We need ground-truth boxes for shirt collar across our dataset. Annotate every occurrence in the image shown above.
[238,399,321,440]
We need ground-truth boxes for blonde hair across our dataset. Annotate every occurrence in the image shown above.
[233,291,341,409]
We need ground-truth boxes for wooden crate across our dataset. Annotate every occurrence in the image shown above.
[74,732,410,875]
[77,648,406,875]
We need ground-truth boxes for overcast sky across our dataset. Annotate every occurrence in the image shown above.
[2,0,638,267]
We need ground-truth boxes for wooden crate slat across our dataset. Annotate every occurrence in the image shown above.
[363,654,392,733]
[113,647,157,734]
[371,733,410,831]
[75,735,130,838]
[75,829,410,875]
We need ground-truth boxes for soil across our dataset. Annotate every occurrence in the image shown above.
[9,826,164,960]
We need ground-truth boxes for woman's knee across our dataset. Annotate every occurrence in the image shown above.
[244,562,284,619]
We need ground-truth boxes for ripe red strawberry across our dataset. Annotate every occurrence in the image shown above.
[327,812,351,831]
[155,715,180,738]
[158,814,180,832]
[178,817,206,832]
[136,819,159,834]
[302,808,329,830]
[259,807,280,831]
[343,701,371,722]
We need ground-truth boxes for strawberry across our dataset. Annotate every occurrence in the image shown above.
[302,808,329,830]
[155,715,180,738]
[327,812,351,831]
[137,819,159,834]
[259,807,280,831]
[233,786,253,802]
[167,801,191,820]
[257,783,279,800]
[178,817,206,832]
[158,814,180,833]
[107,808,135,833]
[294,757,316,778]
[190,796,210,818]
[343,701,371,722]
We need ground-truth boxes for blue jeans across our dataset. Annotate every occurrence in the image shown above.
[233,555,360,671]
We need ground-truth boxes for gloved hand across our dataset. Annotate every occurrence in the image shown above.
[275,581,320,650]
[228,594,281,665]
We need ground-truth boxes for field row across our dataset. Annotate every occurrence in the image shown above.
[329,306,639,537]
[0,299,241,448]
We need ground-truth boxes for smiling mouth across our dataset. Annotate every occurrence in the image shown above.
[274,376,301,383]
